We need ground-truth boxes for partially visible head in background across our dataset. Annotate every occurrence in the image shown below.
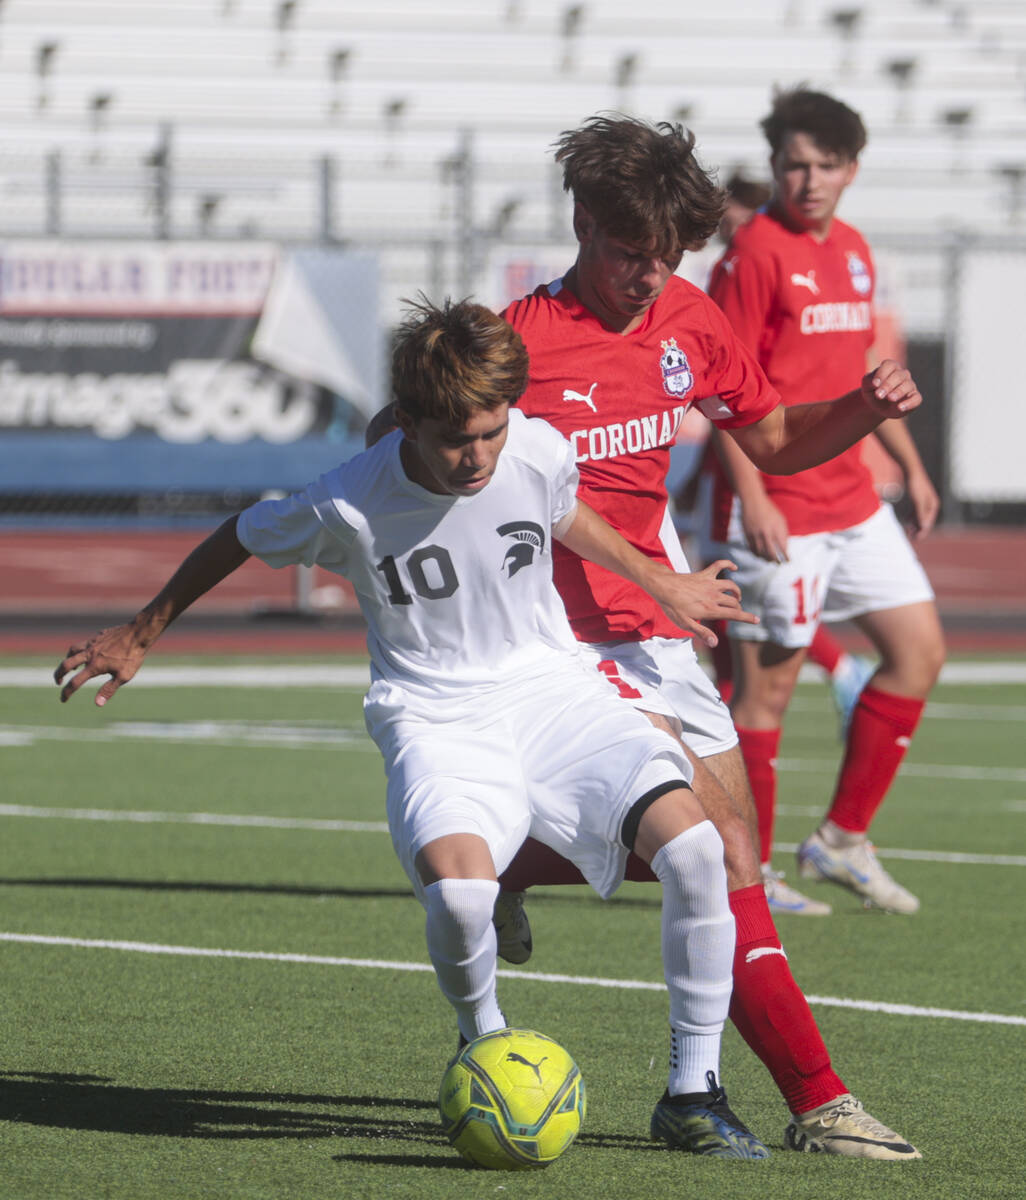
[719,170,773,243]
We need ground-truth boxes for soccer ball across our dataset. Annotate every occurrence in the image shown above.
[438,1028,586,1170]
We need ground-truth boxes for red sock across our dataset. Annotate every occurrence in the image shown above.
[728,885,846,1113]
[709,621,733,704]
[808,625,843,674]
[736,726,781,865]
[826,686,926,833]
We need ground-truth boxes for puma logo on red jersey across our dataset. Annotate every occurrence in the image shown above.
[562,383,598,412]
[790,270,820,295]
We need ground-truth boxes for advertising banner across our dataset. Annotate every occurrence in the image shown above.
[0,241,381,498]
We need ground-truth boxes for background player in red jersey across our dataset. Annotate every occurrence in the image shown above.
[497,113,921,1158]
[677,171,877,771]
[706,88,945,918]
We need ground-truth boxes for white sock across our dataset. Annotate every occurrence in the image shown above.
[423,878,505,1042]
[669,1029,722,1097]
[820,818,865,848]
[831,652,855,681]
[650,821,735,1095]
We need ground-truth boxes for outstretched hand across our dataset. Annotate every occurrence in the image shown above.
[54,624,148,706]
[648,559,758,647]
[861,360,922,418]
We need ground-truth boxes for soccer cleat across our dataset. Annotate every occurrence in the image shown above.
[797,830,920,914]
[830,653,875,739]
[650,1071,770,1159]
[785,1093,921,1159]
[492,889,533,964]
[762,863,832,916]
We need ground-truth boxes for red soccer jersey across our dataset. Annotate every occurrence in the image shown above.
[504,275,779,643]
[707,210,880,537]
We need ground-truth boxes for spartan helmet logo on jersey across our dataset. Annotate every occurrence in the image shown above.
[496,520,546,577]
[659,337,694,399]
[847,251,872,296]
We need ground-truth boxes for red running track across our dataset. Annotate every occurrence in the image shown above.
[2,524,1025,655]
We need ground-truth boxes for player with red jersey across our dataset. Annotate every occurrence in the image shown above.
[497,113,922,1159]
[504,273,777,646]
[706,88,945,918]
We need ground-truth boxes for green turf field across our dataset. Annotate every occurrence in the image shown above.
[2,656,1024,1199]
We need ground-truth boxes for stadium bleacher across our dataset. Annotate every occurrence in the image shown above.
[1,0,1025,323]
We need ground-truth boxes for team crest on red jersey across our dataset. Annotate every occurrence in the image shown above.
[659,337,694,398]
[847,252,872,296]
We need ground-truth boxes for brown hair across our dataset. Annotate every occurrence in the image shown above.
[761,87,867,161]
[725,170,772,211]
[391,296,529,425]
[554,113,725,253]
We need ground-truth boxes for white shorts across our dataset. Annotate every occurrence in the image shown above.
[365,658,692,901]
[577,637,738,759]
[712,503,935,648]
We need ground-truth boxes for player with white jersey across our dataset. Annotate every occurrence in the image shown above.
[493,113,923,1159]
[54,297,772,1160]
[238,404,694,903]
[706,88,945,920]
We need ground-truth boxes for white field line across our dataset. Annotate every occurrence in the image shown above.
[779,802,1026,817]
[0,665,371,689]
[777,758,1026,784]
[1,931,1023,1027]
[0,721,376,752]
[2,660,1025,689]
[3,718,1024,786]
[0,803,389,832]
[790,698,1026,721]
[1,803,1023,866]
[773,841,1026,867]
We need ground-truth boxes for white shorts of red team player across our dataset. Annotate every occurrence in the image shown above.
[711,503,935,649]
[577,637,739,760]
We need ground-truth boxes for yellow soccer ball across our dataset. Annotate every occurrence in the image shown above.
[438,1028,586,1170]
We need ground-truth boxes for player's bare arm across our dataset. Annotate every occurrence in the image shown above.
[872,419,940,539]
[710,426,791,563]
[54,516,251,707]
[555,500,757,646]
[728,359,922,477]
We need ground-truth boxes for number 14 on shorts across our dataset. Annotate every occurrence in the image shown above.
[791,576,824,626]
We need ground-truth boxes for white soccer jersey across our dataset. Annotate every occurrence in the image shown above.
[236,409,582,697]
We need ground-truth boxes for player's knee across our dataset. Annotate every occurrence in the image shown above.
[651,820,728,901]
[735,680,791,726]
[625,779,704,860]
[423,878,499,951]
[922,630,946,686]
[880,635,945,696]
